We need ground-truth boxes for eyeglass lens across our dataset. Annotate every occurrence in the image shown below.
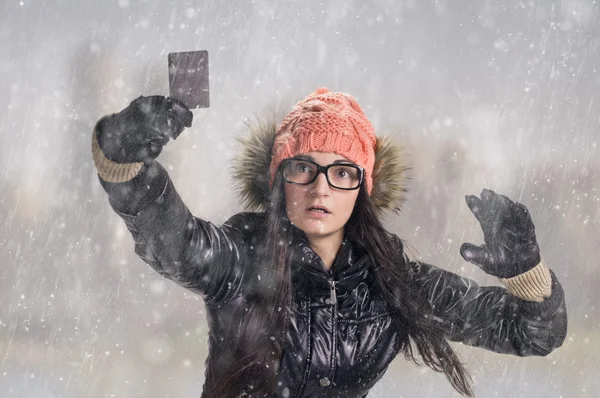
[283,159,361,189]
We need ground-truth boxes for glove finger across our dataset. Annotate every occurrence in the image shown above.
[128,95,160,108]
[482,190,518,215]
[135,95,169,115]
[498,193,521,223]
[135,96,188,127]
[515,203,537,241]
[147,139,167,157]
[166,97,193,128]
[481,189,505,216]
[460,242,494,269]
[165,118,186,140]
[467,194,498,238]
[495,198,535,239]
[121,96,169,128]
[513,202,534,226]
[514,201,531,217]
[480,189,515,233]
[148,113,185,140]
[128,124,170,145]
[128,95,190,133]
[136,125,171,148]
[480,188,497,202]
[465,194,489,227]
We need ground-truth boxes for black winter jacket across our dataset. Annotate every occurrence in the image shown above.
[101,164,567,398]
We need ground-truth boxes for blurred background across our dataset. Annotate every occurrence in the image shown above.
[0,0,598,396]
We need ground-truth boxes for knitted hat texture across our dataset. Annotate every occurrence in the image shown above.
[269,87,377,193]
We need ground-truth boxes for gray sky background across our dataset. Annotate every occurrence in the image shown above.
[0,0,598,397]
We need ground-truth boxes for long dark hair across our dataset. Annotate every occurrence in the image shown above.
[212,171,473,397]
[346,186,473,397]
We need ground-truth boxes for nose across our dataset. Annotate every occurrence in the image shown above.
[309,172,330,196]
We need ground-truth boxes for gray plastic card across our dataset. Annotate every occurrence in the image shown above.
[168,50,209,109]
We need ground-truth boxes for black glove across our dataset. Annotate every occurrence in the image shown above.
[460,189,541,279]
[96,95,193,164]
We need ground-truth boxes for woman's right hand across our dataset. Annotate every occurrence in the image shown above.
[95,95,193,164]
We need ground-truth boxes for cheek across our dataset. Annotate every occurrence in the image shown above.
[284,185,303,216]
[284,185,294,210]
[339,193,359,220]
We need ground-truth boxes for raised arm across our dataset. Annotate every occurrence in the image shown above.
[410,189,567,356]
[91,96,252,305]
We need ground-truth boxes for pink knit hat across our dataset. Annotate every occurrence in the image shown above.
[269,87,377,194]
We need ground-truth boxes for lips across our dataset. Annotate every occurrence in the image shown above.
[306,205,331,214]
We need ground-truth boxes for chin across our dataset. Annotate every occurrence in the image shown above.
[295,219,339,238]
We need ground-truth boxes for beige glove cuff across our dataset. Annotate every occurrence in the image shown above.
[91,130,143,183]
[500,261,552,302]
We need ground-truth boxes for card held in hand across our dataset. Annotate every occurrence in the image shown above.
[168,50,209,109]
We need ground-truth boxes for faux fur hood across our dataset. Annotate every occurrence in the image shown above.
[231,118,410,219]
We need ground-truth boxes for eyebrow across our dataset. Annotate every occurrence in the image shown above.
[294,155,352,164]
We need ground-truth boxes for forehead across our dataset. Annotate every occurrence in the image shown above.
[296,151,349,165]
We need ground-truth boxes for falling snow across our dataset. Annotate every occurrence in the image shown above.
[0,0,598,397]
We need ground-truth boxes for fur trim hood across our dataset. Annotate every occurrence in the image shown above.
[231,118,410,219]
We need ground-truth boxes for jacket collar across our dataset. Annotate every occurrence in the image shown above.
[289,226,372,300]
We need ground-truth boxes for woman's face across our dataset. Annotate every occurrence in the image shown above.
[284,151,360,242]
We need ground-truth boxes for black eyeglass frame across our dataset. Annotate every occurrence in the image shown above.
[280,158,365,191]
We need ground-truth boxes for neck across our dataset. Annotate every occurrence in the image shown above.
[307,231,344,270]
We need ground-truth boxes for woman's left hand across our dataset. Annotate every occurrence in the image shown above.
[460,189,541,279]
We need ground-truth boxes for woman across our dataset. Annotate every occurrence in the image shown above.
[91,88,567,397]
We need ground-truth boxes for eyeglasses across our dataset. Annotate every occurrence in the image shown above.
[281,158,364,190]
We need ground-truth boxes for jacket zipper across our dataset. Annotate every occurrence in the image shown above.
[329,279,337,306]
[327,278,338,390]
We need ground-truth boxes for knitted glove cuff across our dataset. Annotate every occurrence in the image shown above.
[91,129,143,183]
[500,261,552,302]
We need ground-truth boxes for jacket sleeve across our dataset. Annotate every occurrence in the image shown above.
[98,160,253,306]
[409,260,567,357]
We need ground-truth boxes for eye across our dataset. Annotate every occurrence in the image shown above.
[295,163,311,173]
[335,167,354,178]
[336,169,348,178]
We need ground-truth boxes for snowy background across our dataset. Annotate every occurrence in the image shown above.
[1,0,598,397]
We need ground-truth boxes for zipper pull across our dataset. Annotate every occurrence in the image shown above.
[329,280,337,306]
